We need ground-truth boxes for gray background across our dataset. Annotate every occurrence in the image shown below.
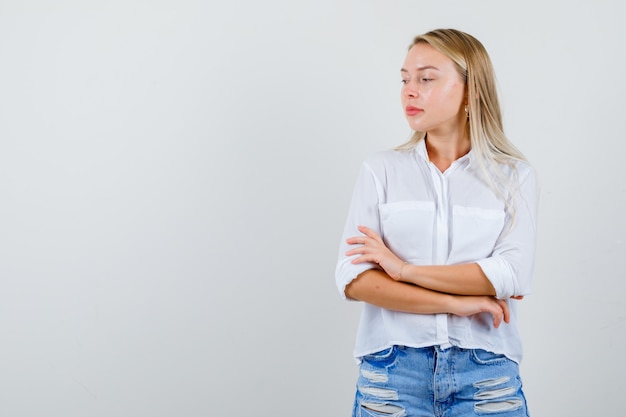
[1,1,624,416]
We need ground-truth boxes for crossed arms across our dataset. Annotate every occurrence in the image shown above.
[344,225,522,328]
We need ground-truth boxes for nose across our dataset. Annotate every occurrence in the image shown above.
[403,81,418,98]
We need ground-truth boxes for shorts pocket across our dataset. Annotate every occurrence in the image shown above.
[361,346,401,368]
[470,349,510,365]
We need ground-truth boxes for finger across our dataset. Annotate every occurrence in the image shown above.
[492,310,502,328]
[351,256,369,265]
[346,235,364,243]
[497,299,510,324]
[357,225,382,242]
[349,254,376,265]
[345,247,367,257]
[346,236,369,245]
[357,225,372,235]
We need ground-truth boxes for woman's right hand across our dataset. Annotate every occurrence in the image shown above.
[449,296,511,328]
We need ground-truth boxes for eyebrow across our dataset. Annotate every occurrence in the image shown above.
[400,65,440,72]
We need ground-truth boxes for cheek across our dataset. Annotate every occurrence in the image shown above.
[438,85,464,110]
[442,82,462,97]
[447,82,466,100]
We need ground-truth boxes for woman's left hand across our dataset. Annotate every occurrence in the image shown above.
[346,225,406,280]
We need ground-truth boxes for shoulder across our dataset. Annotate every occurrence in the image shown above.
[497,159,539,199]
[512,159,536,183]
[362,148,416,172]
[494,158,536,182]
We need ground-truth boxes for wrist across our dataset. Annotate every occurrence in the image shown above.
[395,261,409,281]
[445,293,460,315]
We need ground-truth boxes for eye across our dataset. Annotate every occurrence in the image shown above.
[400,79,409,85]
[420,78,433,83]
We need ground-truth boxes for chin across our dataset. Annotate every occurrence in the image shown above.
[407,122,428,132]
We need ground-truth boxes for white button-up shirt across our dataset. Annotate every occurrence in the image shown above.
[335,140,538,364]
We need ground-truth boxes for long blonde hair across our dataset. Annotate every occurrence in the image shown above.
[397,29,527,215]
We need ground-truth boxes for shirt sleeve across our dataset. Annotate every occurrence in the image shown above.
[475,166,539,299]
[335,161,384,300]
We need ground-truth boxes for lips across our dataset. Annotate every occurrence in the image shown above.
[405,105,422,116]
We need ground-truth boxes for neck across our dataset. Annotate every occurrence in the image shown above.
[425,128,470,172]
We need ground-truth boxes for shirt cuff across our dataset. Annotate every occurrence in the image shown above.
[476,257,516,299]
[335,258,376,300]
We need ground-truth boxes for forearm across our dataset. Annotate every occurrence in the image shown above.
[345,268,511,327]
[345,268,456,314]
[400,262,496,296]
[345,225,497,297]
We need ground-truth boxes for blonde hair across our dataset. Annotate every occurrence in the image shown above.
[397,29,527,216]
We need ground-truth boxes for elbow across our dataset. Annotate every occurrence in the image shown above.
[343,269,376,301]
[344,283,355,300]
[337,274,362,301]
[344,277,361,301]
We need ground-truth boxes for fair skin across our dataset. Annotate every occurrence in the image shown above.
[344,42,520,327]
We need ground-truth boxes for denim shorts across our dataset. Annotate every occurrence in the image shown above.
[352,345,529,417]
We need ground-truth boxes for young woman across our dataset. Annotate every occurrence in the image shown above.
[335,29,538,416]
